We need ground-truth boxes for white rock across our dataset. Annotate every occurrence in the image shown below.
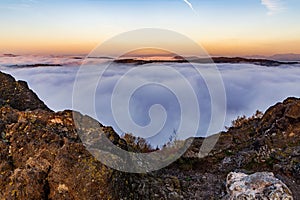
[226,172,293,200]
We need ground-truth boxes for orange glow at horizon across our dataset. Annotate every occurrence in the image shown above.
[202,39,300,56]
[1,38,300,56]
[0,39,98,55]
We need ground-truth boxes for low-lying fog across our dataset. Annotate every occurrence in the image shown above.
[1,56,300,146]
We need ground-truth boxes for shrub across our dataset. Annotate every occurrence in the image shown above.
[122,133,153,153]
[230,110,263,128]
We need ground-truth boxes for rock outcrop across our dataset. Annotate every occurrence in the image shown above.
[225,172,293,199]
[0,71,299,199]
[0,72,131,199]
[0,72,49,111]
[172,96,300,198]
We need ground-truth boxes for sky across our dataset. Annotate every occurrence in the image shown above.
[1,0,300,56]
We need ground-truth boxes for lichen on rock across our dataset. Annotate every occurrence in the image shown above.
[225,172,293,200]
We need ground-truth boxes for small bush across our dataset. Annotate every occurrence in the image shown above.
[230,110,263,128]
[122,133,153,153]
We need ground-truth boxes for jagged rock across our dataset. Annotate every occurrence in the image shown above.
[0,72,50,111]
[0,72,133,199]
[176,97,300,199]
[0,106,132,199]
[285,102,300,120]
[225,172,293,200]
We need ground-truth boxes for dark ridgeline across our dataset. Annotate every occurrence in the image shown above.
[114,56,299,67]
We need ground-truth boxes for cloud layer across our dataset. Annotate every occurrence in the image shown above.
[1,56,300,146]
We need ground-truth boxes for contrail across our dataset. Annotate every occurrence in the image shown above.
[183,0,196,14]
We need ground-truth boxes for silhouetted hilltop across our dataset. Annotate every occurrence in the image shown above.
[8,64,63,68]
[114,56,299,66]
[247,53,300,61]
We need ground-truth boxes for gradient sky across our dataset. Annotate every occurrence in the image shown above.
[1,0,300,56]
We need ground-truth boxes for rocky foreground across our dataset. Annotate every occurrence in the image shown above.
[0,71,299,199]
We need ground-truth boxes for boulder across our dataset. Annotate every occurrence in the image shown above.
[225,172,293,200]
[285,102,300,120]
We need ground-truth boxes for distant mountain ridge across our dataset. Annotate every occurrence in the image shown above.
[247,53,300,61]
[2,54,300,67]
[114,56,299,67]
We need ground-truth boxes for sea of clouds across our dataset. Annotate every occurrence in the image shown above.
[1,55,300,146]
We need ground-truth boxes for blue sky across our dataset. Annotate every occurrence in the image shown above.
[1,0,300,55]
